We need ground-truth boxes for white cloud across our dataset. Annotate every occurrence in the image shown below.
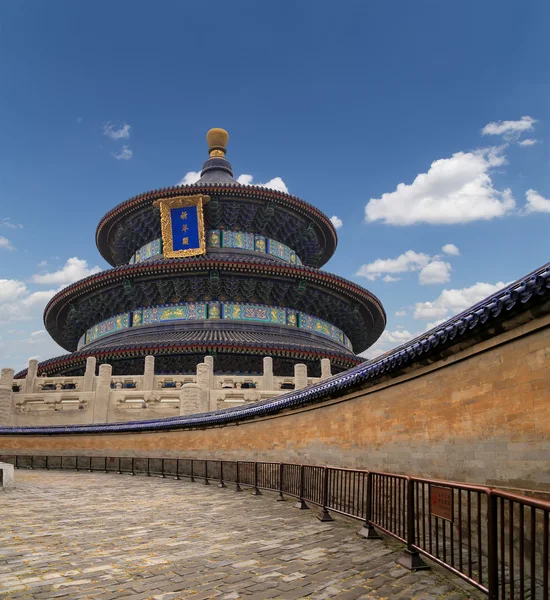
[413,281,508,320]
[418,260,452,285]
[30,330,46,337]
[361,328,417,359]
[237,174,289,193]
[395,310,407,317]
[442,243,460,256]
[236,174,253,185]
[112,145,133,160]
[330,216,343,229]
[382,275,401,282]
[0,280,57,327]
[0,236,14,250]
[356,250,431,281]
[481,116,536,141]
[364,147,515,226]
[37,260,48,267]
[518,139,538,147]
[31,257,101,286]
[177,171,201,186]
[1,218,23,230]
[103,122,131,140]
[524,189,550,214]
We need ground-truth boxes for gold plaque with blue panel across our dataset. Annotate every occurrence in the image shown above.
[153,195,210,258]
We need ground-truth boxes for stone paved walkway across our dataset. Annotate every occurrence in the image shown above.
[0,471,483,600]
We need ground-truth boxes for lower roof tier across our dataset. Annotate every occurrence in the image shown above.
[44,255,386,354]
[14,326,363,378]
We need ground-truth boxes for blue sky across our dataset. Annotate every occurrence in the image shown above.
[1,1,549,371]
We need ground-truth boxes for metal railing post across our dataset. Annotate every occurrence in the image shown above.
[30,455,34,470]
[131,457,135,476]
[397,478,429,571]
[277,463,285,501]
[318,467,334,522]
[294,465,309,510]
[75,456,78,471]
[360,472,381,539]
[235,461,242,492]
[146,458,151,476]
[104,457,108,473]
[204,460,210,485]
[487,491,499,600]
[88,456,92,472]
[118,457,122,475]
[15,455,19,469]
[60,456,64,470]
[218,461,226,488]
[161,458,166,478]
[46,455,49,470]
[252,462,261,495]
[190,459,195,482]
[175,458,180,480]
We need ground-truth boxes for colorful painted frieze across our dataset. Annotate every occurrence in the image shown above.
[208,302,221,319]
[85,312,130,344]
[207,230,221,248]
[142,302,207,324]
[267,239,291,262]
[221,230,254,250]
[298,312,345,345]
[286,309,298,327]
[222,303,286,324]
[254,235,267,253]
[132,309,143,327]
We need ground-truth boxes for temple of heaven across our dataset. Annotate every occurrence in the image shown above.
[16,129,386,379]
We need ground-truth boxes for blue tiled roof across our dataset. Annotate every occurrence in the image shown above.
[2,261,549,437]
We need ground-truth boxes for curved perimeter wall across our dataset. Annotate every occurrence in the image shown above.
[2,309,549,496]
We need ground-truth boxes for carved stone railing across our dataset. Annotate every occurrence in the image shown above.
[0,356,331,427]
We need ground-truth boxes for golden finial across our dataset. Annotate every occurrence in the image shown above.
[206,128,229,158]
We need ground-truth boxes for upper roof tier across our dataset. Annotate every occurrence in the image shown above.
[96,129,338,268]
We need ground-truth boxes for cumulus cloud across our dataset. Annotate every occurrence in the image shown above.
[360,328,417,359]
[237,174,289,193]
[518,139,538,147]
[0,280,57,326]
[1,218,23,230]
[177,171,201,186]
[102,122,131,140]
[30,257,101,286]
[356,250,431,281]
[0,236,14,250]
[395,310,407,317]
[413,281,508,320]
[364,147,515,226]
[111,145,133,160]
[418,260,452,285]
[442,243,460,256]
[481,116,536,141]
[357,249,453,285]
[524,189,550,214]
[330,216,343,229]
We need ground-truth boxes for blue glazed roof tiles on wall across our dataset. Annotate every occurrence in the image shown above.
[2,262,549,436]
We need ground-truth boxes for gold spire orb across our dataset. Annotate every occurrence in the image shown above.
[206,128,229,157]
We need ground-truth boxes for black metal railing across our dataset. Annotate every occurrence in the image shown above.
[2,454,548,600]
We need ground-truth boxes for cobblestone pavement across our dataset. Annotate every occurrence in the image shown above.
[0,471,483,600]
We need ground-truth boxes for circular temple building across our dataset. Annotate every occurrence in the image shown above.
[17,129,386,379]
